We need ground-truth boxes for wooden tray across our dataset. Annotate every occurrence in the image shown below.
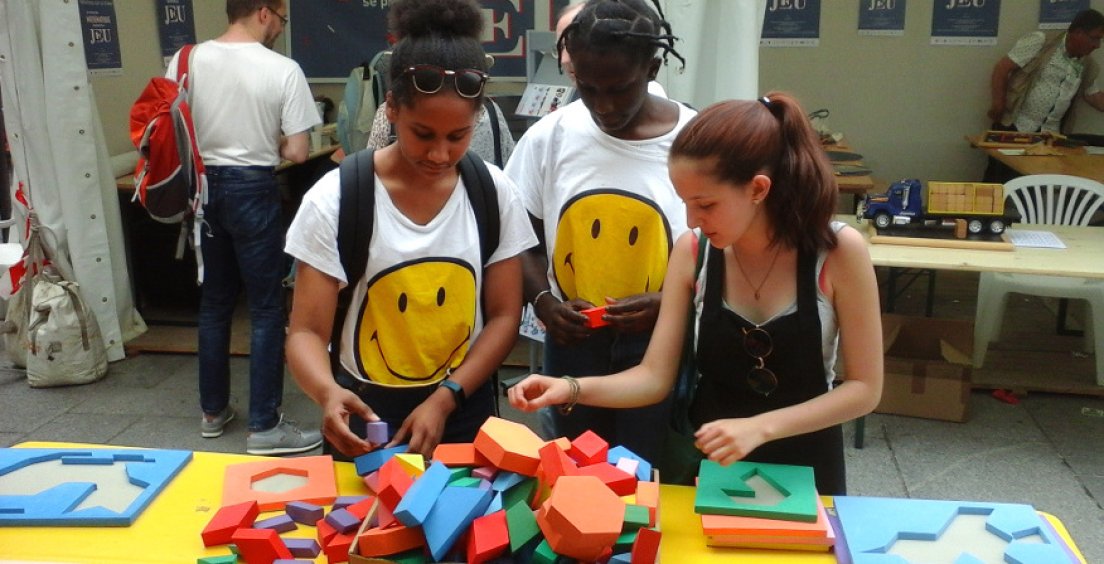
[867,221,1014,251]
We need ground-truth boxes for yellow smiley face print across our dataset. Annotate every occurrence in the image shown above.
[354,258,476,386]
[552,189,672,305]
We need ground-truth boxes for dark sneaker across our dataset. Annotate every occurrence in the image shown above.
[246,415,323,456]
[200,406,235,438]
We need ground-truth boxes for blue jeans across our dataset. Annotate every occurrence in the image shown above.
[198,166,285,432]
[542,329,672,463]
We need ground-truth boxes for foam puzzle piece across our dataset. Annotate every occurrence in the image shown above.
[376,457,415,510]
[230,527,293,562]
[635,480,660,527]
[491,471,525,492]
[285,500,324,526]
[316,516,338,546]
[623,504,650,531]
[325,507,362,534]
[433,442,491,467]
[473,416,545,476]
[422,485,493,561]
[332,494,370,510]
[394,453,426,477]
[533,538,560,564]
[221,455,337,512]
[608,552,632,564]
[394,461,451,527]
[568,430,608,466]
[505,500,541,554]
[576,462,636,496]
[323,531,355,562]
[537,441,577,488]
[201,500,260,547]
[0,447,192,526]
[833,496,1072,564]
[197,555,239,564]
[630,527,661,564]
[694,460,819,522]
[273,560,312,564]
[701,496,832,538]
[502,476,538,510]
[254,513,297,533]
[537,475,625,561]
[344,495,376,520]
[283,537,321,558]
[354,445,408,476]
[365,421,389,444]
[467,509,509,564]
[356,523,425,557]
[607,445,652,482]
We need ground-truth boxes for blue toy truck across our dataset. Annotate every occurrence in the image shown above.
[858,179,1012,235]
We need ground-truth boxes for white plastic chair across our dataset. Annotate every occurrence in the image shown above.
[973,174,1104,385]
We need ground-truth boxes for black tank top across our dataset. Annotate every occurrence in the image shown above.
[689,245,846,495]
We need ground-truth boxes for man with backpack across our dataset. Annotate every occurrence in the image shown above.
[167,0,321,455]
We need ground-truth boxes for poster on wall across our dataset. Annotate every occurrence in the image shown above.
[289,0,568,82]
[1039,0,1089,30]
[858,0,906,36]
[156,0,197,67]
[77,0,122,76]
[931,0,1000,46]
[761,0,822,47]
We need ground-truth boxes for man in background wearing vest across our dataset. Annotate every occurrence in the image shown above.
[166,0,322,454]
[984,9,1104,182]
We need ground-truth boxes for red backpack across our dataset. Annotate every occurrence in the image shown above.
[129,44,207,282]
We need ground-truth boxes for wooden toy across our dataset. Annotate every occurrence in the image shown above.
[376,457,414,510]
[473,416,545,476]
[254,513,297,533]
[466,509,509,564]
[283,537,321,558]
[230,527,292,562]
[860,179,1012,237]
[421,485,493,561]
[694,460,819,522]
[221,455,337,512]
[353,445,408,476]
[575,462,636,496]
[365,421,388,444]
[536,475,625,561]
[394,461,451,527]
[567,430,608,466]
[201,500,259,547]
[630,527,661,564]
[0,447,191,526]
[432,442,491,467]
[581,305,609,328]
[284,500,323,526]
[833,496,1073,564]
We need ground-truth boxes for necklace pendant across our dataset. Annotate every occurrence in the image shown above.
[754,290,761,300]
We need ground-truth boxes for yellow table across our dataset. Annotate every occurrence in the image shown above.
[0,442,1087,563]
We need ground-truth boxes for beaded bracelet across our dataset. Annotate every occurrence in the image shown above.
[558,376,580,415]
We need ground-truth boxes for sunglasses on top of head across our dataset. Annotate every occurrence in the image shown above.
[402,65,488,98]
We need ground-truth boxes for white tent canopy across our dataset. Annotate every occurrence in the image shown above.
[0,0,146,362]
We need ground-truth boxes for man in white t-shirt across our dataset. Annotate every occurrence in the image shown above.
[167,0,322,455]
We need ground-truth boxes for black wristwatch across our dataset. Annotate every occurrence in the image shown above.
[438,379,466,409]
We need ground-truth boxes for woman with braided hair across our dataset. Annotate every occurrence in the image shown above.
[505,0,695,462]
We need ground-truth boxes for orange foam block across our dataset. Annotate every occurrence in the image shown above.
[473,417,545,476]
[376,458,414,510]
[537,441,578,488]
[635,480,660,527]
[230,527,292,562]
[356,524,425,557]
[433,442,491,467]
[201,500,259,547]
[221,455,337,511]
[536,475,625,561]
[576,462,636,496]
[324,531,355,563]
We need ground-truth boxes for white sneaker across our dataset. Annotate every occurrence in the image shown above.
[246,414,323,456]
[200,406,235,438]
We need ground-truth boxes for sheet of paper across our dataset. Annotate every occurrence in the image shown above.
[1084,146,1104,155]
[1006,229,1066,249]
[997,148,1026,156]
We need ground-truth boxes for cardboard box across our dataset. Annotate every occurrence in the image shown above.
[875,314,973,422]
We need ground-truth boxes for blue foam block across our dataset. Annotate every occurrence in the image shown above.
[607,445,652,482]
[0,447,192,527]
[353,445,408,476]
[833,496,1072,564]
[422,485,493,561]
[394,460,451,527]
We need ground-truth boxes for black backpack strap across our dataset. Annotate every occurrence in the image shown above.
[457,152,502,414]
[334,149,377,368]
[483,98,503,168]
[457,152,500,267]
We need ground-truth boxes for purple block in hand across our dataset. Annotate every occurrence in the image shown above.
[365,420,388,444]
[284,500,324,525]
[253,513,297,533]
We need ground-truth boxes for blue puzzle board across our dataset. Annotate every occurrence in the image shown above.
[0,447,192,526]
[833,496,1074,564]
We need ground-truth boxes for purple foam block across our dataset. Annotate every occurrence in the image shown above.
[332,495,369,511]
[283,538,321,558]
[365,420,389,444]
[253,513,297,533]
[285,500,324,526]
[324,507,362,534]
